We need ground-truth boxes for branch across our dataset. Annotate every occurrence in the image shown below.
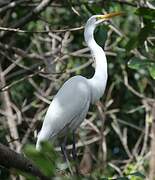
[107,0,141,7]
[0,26,84,33]
[0,42,45,61]
[0,0,29,14]
[0,64,21,152]
[0,0,53,39]
[0,143,50,180]
[149,102,155,180]
[12,0,53,28]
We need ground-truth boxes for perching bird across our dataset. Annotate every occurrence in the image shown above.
[36,12,122,158]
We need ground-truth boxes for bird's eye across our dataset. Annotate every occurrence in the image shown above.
[96,16,103,21]
[96,17,100,21]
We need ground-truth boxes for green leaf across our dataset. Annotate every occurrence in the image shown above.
[95,25,108,46]
[126,25,154,51]
[138,25,152,44]
[128,57,155,79]
[135,7,155,20]
[112,177,129,180]
[128,58,150,70]
[16,170,36,180]
[125,36,138,51]
[24,142,58,177]
[148,64,155,79]
[129,171,145,178]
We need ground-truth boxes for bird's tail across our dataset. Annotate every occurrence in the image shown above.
[36,139,41,151]
[36,126,52,150]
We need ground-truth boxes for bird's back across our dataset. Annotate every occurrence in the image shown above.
[36,75,91,149]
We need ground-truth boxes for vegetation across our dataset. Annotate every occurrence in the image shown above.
[0,0,155,179]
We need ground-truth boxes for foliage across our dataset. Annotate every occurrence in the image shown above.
[24,142,58,177]
[20,143,145,180]
[0,0,155,179]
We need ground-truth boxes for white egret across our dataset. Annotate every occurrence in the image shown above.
[36,12,122,158]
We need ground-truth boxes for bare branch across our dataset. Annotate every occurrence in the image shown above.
[0,143,50,180]
[149,102,155,180]
[0,64,21,152]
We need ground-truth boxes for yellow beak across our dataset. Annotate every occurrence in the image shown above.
[98,12,123,20]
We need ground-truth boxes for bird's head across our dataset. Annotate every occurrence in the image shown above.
[84,12,123,43]
[86,12,123,27]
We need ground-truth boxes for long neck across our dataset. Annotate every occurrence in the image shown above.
[84,24,108,103]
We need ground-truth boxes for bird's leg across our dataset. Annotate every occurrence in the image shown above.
[72,131,77,161]
[72,131,79,175]
[60,136,68,162]
[60,136,73,175]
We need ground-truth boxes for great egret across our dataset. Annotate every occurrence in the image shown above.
[36,12,122,158]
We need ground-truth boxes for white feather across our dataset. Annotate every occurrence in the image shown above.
[36,15,108,150]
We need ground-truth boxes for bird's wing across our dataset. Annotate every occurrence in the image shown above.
[39,76,91,139]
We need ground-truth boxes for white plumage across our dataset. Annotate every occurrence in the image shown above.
[36,12,122,150]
